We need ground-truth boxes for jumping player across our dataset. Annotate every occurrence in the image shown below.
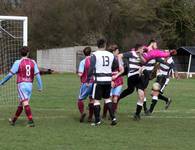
[77,47,94,122]
[102,44,124,118]
[146,56,178,115]
[0,46,42,127]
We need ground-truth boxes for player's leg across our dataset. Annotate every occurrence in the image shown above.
[88,97,94,122]
[119,76,135,100]
[158,78,171,109]
[9,101,23,126]
[141,70,150,113]
[112,85,123,114]
[103,84,117,125]
[146,82,161,115]
[87,83,94,122]
[77,83,90,122]
[147,92,158,114]
[102,101,108,118]
[19,83,34,127]
[91,83,102,125]
[134,89,145,121]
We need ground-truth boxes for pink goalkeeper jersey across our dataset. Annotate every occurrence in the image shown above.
[17,58,36,83]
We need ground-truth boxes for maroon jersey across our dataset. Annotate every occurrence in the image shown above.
[112,57,123,87]
[17,58,36,83]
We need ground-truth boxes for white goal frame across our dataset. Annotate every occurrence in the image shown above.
[0,15,28,46]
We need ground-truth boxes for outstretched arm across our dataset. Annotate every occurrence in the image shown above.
[0,73,14,85]
[0,60,19,86]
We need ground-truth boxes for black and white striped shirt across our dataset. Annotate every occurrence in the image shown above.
[123,51,142,77]
[143,59,156,72]
[157,57,176,77]
[87,50,118,84]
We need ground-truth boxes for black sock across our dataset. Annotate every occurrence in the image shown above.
[149,100,157,113]
[135,105,142,116]
[143,101,147,112]
[106,102,115,120]
[94,105,101,123]
[158,94,168,103]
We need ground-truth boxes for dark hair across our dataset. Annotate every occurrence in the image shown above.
[97,38,107,48]
[83,47,91,56]
[134,44,143,51]
[20,46,30,56]
[107,44,118,53]
[147,39,157,46]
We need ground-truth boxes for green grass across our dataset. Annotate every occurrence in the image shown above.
[0,73,195,150]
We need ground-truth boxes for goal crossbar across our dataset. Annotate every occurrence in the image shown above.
[0,16,28,46]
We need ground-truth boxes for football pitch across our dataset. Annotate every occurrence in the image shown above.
[0,73,195,150]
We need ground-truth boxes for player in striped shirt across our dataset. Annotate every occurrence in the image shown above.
[87,39,119,126]
[0,46,42,127]
[77,47,94,122]
[102,44,124,118]
[146,56,179,115]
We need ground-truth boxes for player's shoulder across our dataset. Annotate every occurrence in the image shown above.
[81,57,88,63]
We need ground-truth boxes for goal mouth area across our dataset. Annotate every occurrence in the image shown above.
[0,16,28,106]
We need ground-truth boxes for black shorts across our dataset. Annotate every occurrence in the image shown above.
[127,74,145,91]
[141,70,150,89]
[92,83,111,100]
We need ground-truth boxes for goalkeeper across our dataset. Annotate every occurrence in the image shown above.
[0,46,42,127]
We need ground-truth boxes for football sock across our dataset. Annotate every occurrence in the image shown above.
[88,103,94,119]
[77,100,84,114]
[143,101,147,112]
[149,100,157,113]
[135,104,142,116]
[102,103,108,117]
[94,105,101,123]
[24,105,33,121]
[158,94,168,103]
[112,102,118,113]
[12,105,23,123]
[106,102,115,120]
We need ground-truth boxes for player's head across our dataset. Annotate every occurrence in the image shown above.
[20,46,30,57]
[97,38,107,49]
[107,44,119,56]
[148,39,157,49]
[83,47,91,56]
[134,44,144,53]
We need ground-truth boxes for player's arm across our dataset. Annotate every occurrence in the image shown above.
[118,51,133,61]
[34,62,43,91]
[77,60,85,77]
[0,61,19,86]
[112,58,124,80]
[87,54,96,84]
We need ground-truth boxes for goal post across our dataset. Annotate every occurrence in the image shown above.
[0,16,28,46]
[0,16,28,105]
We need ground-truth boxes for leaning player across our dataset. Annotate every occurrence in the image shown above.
[0,46,42,127]
[146,55,179,115]
[77,47,94,122]
[102,44,124,118]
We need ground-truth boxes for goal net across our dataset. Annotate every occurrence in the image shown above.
[0,16,28,106]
